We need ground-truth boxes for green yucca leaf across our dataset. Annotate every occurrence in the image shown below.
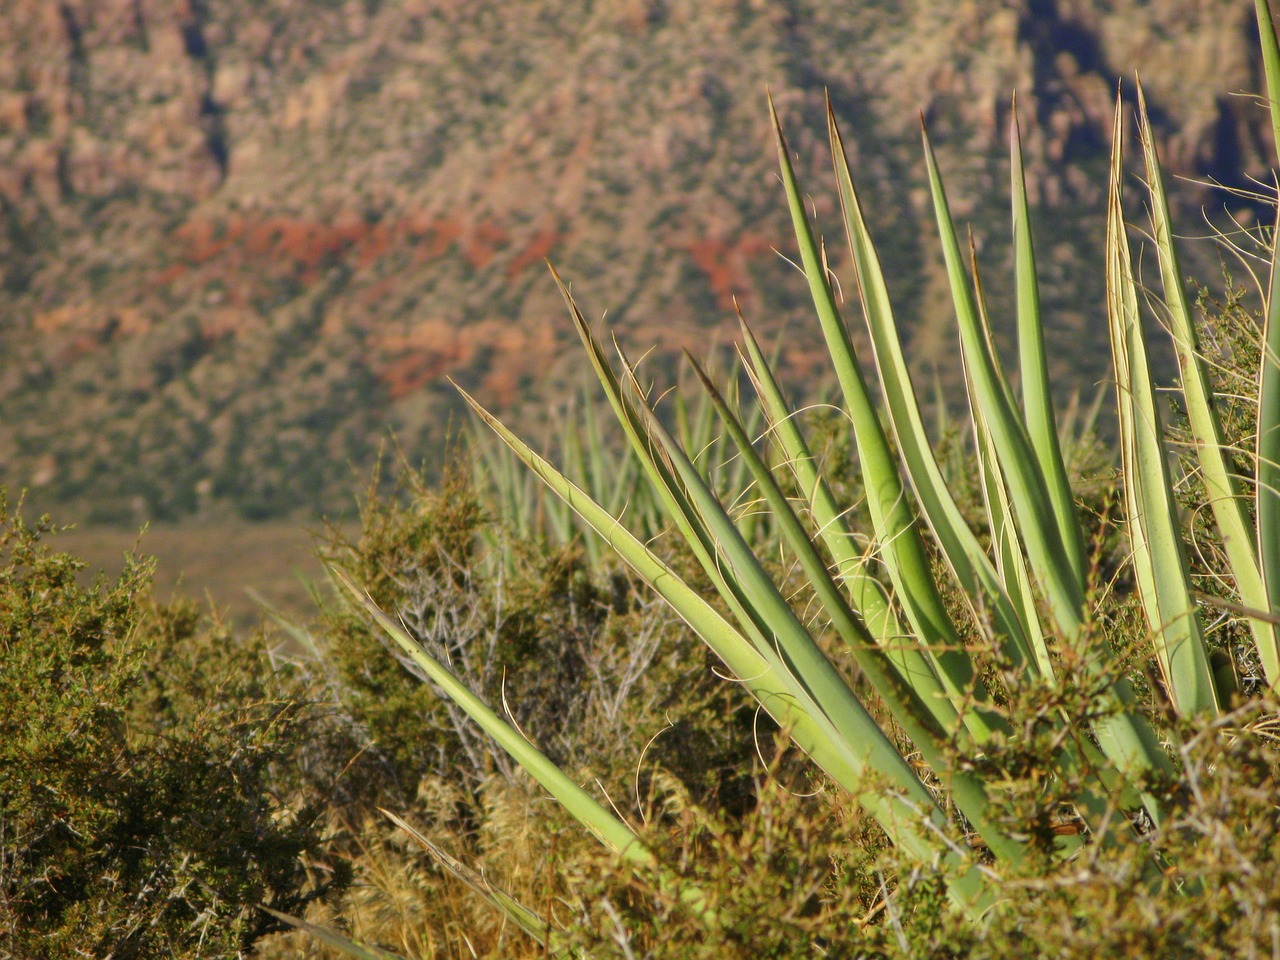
[1263,246,1280,593]
[920,123,1087,640]
[457,385,996,914]
[735,320,1123,834]
[964,261,1054,682]
[686,354,1032,866]
[1010,102,1088,591]
[547,267,764,629]
[551,280,808,700]
[330,567,664,869]
[676,373,718,482]
[679,358,767,542]
[971,234,1024,421]
[382,809,557,948]
[828,104,1045,682]
[460,389,849,774]
[770,96,998,734]
[915,103,1173,814]
[1260,220,1280,680]
[966,470,1044,696]
[609,349,948,789]
[1256,0,1280,680]
[734,320,1095,836]
[1257,0,1280,161]
[557,402,589,533]
[458,390,808,746]
[260,908,413,960]
[1105,100,1220,718]
[964,256,1128,829]
[734,316,945,710]
[674,386,695,456]
[1134,81,1280,685]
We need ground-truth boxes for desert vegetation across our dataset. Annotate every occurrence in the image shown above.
[0,496,348,958]
[276,2,1280,955]
[8,2,1280,959]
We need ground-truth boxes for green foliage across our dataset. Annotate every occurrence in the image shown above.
[279,288,1280,956]
[284,6,1280,957]
[460,643,1280,960]
[312,462,755,813]
[259,3,1280,957]
[0,494,346,959]
[1167,281,1274,691]
[904,706,1280,960]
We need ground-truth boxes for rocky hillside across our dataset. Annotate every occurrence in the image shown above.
[0,0,1270,522]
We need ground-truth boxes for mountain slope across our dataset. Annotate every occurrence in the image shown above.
[0,0,1268,522]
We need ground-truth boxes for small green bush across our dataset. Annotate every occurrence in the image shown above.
[0,494,347,959]
[313,463,759,813]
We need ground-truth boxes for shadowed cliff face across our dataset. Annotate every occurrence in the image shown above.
[0,0,1269,523]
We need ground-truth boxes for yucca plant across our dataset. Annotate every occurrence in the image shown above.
[290,2,1280,954]
[469,364,772,570]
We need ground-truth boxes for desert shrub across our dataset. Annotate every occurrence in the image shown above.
[0,495,347,959]
[256,458,778,958]
[868,701,1280,960]
[309,461,759,814]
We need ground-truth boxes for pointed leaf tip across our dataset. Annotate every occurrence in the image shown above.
[260,908,411,960]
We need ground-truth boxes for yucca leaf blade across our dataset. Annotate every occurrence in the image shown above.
[735,316,935,692]
[1011,102,1088,589]
[1134,81,1280,685]
[1104,100,1220,718]
[909,101,1175,818]
[770,96,991,713]
[547,269,771,634]
[1260,215,1280,678]
[1256,0,1280,683]
[613,357,1010,910]
[331,566,661,866]
[459,386,995,912]
[382,809,555,947]
[964,265,1055,681]
[458,387,912,797]
[687,355,1033,865]
[1256,0,1280,158]
[260,908,414,960]
[829,105,1045,681]
[612,351,927,764]
[921,123,1087,638]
